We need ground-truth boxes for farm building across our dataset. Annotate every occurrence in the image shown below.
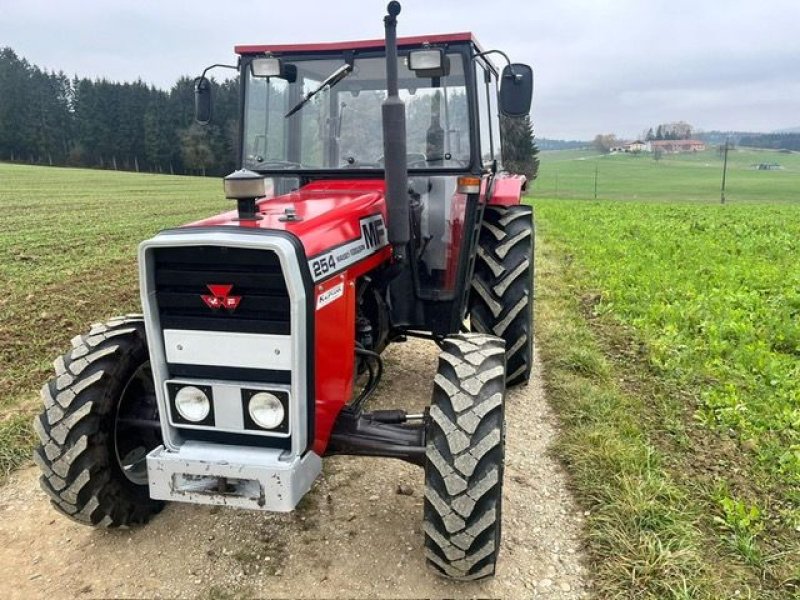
[625,140,647,152]
[650,139,706,153]
[609,140,648,153]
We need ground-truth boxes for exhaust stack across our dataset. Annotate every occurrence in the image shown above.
[382,1,409,261]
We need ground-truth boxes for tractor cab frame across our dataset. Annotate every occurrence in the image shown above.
[196,31,531,335]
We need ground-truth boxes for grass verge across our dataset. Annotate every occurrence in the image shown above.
[534,207,798,598]
[0,413,37,477]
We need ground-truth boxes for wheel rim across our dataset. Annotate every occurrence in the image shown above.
[114,362,162,486]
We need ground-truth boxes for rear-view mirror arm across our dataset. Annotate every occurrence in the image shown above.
[473,49,520,82]
[198,62,239,80]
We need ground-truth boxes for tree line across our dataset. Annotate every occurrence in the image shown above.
[643,121,693,141]
[0,48,238,176]
[738,133,800,152]
[0,47,538,179]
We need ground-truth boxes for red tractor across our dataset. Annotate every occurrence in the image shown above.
[33,2,533,581]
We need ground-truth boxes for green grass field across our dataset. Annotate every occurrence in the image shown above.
[531,146,800,203]
[531,148,799,598]
[0,163,227,473]
[1,154,798,597]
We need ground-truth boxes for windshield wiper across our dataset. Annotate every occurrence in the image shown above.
[285,64,353,118]
[251,159,305,169]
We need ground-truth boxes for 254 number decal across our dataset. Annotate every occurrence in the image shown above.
[311,255,336,279]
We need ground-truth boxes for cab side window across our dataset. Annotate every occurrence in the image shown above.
[476,62,503,169]
[488,71,503,168]
[475,63,493,166]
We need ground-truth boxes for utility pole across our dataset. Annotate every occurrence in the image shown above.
[594,164,598,199]
[720,138,729,204]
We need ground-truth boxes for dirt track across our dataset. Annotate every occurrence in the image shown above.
[0,340,589,599]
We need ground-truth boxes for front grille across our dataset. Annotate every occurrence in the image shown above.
[153,246,290,335]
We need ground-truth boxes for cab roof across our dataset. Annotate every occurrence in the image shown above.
[235,32,484,56]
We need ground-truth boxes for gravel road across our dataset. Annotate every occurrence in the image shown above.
[0,339,589,599]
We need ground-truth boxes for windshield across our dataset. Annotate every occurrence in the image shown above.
[242,52,470,171]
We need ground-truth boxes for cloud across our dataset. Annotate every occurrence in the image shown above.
[1,0,797,138]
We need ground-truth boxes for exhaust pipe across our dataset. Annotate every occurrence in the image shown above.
[382,1,409,262]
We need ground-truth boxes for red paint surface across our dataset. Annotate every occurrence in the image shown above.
[444,191,468,292]
[181,173,524,451]
[186,179,389,452]
[189,179,388,258]
[312,274,356,455]
[236,32,482,56]
[488,174,527,206]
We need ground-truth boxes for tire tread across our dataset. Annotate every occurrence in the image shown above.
[33,316,163,528]
[424,333,506,581]
[470,204,534,386]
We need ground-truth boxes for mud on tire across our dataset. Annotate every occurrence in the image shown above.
[423,333,506,580]
[33,315,163,527]
[469,204,533,386]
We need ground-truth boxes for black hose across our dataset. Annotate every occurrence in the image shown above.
[353,346,385,412]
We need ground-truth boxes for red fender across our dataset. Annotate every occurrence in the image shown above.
[488,173,527,206]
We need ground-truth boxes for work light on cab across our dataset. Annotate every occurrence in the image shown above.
[251,57,282,77]
[408,48,450,77]
[250,57,297,82]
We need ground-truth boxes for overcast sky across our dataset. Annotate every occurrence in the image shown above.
[1,0,798,140]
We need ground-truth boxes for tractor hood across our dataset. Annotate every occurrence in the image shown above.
[187,179,389,260]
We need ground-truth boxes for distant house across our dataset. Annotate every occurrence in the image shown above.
[609,140,649,153]
[625,140,647,153]
[650,139,706,153]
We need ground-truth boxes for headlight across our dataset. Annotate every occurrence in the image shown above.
[248,392,285,430]
[175,386,211,422]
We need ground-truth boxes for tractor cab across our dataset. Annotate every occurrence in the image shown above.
[238,35,482,177]
[195,30,532,333]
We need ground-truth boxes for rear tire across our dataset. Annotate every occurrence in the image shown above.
[423,333,506,580]
[33,316,164,527]
[469,204,534,386]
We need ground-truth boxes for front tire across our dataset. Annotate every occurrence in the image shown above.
[423,334,506,580]
[469,204,534,386]
[33,316,164,527]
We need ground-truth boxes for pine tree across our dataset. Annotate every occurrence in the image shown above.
[500,114,539,180]
[0,49,38,160]
[180,123,215,176]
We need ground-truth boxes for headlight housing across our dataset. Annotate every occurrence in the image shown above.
[248,392,285,430]
[174,386,211,422]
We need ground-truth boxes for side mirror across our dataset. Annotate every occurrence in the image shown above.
[499,63,533,117]
[194,76,212,125]
[408,48,450,78]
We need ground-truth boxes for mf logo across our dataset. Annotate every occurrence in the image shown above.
[201,284,241,311]
[361,217,386,250]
